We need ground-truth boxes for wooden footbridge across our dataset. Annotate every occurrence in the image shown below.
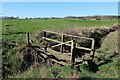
[26,30,95,67]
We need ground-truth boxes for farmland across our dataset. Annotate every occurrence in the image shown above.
[3,19,117,33]
[2,19,117,42]
[2,19,119,78]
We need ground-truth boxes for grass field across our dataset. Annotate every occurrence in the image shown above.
[2,19,119,78]
[2,19,117,43]
[2,19,117,33]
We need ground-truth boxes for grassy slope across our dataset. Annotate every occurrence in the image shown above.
[93,30,118,78]
[94,30,118,78]
[13,66,82,78]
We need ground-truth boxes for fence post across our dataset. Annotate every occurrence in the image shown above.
[60,34,64,53]
[71,40,76,68]
[43,31,47,51]
[90,39,95,59]
[26,32,30,45]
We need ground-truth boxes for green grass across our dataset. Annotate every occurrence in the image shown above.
[2,19,117,33]
[2,19,118,43]
[94,30,118,78]
[94,62,118,78]
[2,19,119,78]
[98,30,118,55]
[12,66,84,78]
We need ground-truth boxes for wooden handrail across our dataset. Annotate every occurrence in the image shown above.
[43,30,94,40]
[42,30,95,67]
[26,31,95,67]
[42,37,93,51]
[51,41,72,48]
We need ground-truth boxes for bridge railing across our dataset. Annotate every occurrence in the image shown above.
[42,30,95,66]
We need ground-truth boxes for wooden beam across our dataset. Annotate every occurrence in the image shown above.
[43,30,60,35]
[43,30,94,40]
[64,34,94,40]
[51,41,72,48]
[90,39,95,59]
[77,46,92,51]
[70,40,76,67]
[42,37,71,46]
[43,37,92,51]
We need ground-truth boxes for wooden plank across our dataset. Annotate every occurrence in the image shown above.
[29,46,85,65]
[33,47,85,66]
[43,30,60,35]
[43,30,94,40]
[51,41,72,48]
[64,34,94,40]
[42,37,71,46]
[77,46,92,51]
[36,48,71,66]
[48,48,71,59]
[42,37,62,43]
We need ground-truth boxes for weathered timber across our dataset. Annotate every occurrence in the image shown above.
[43,30,94,40]
[35,48,70,65]
[90,39,95,59]
[60,34,64,53]
[26,32,30,45]
[71,40,76,67]
[41,30,95,67]
[25,30,95,67]
[43,31,47,51]
[51,41,72,48]
[43,37,93,51]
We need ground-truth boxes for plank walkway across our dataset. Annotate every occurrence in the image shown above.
[47,48,83,66]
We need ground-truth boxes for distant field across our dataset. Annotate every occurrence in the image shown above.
[2,19,118,33]
[2,19,118,42]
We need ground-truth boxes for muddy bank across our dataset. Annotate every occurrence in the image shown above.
[79,24,119,49]
[63,24,120,49]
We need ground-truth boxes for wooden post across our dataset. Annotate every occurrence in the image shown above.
[70,40,76,68]
[43,31,46,44]
[60,34,64,53]
[90,39,95,59]
[43,31,46,38]
[43,31,47,51]
[26,32,30,45]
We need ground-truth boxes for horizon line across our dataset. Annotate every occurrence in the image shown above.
[1,14,118,18]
